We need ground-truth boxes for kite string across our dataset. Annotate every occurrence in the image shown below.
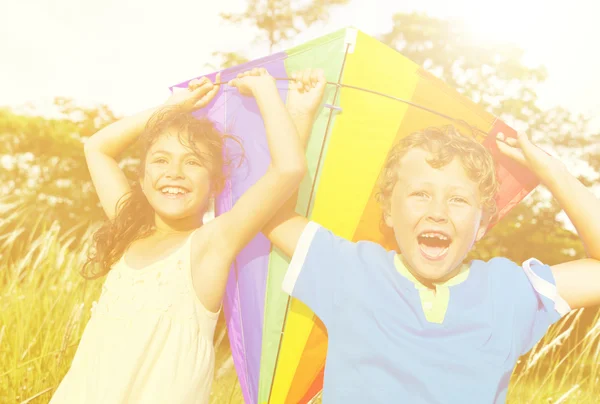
[213,78,487,139]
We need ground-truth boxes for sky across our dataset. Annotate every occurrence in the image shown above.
[1,0,599,132]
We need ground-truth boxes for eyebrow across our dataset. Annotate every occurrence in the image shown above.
[406,182,476,195]
[150,150,199,159]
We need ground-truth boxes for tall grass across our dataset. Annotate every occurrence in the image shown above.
[1,220,598,403]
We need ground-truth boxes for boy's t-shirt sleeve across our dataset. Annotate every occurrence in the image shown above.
[281,221,357,326]
[510,258,571,355]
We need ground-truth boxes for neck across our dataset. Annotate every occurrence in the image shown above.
[153,213,203,234]
[400,256,463,290]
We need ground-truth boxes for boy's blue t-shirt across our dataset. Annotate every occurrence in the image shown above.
[282,222,571,404]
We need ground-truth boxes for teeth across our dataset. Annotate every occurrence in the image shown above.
[420,232,449,240]
[161,187,187,195]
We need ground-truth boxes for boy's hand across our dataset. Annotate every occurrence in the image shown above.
[228,68,276,97]
[495,131,565,182]
[165,73,221,111]
[287,68,327,119]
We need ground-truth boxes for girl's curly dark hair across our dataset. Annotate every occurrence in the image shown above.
[81,106,240,279]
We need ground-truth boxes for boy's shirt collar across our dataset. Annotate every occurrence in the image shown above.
[393,255,470,324]
[393,255,469,290]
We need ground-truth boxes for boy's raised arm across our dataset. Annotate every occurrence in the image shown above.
[496,132,600,309]
[262,69,327,258]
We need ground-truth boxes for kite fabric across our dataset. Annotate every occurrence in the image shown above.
[170,27,539,404]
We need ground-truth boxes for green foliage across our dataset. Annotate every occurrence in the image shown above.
[0,99,137,261]
[469,192,586,264]
[214,0,349,66]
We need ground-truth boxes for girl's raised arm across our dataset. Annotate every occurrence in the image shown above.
[84,77,219,220]
[211,69,306,256]
[196,69,306,308]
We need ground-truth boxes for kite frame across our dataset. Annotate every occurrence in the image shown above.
[212,47,493,403]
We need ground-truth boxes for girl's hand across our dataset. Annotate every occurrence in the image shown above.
[495,131,565,181]
[165,73,221,111]
[228,68,276,97]
[286,68,327,119]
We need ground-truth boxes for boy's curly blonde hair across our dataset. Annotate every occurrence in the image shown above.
[377,126,499,219]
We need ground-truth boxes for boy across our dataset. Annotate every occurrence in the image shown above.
[265,69,600,403]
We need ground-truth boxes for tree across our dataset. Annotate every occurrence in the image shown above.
[0,99,126,260]
[215,0,349,68]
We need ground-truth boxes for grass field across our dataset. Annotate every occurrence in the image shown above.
[1,222,599,403]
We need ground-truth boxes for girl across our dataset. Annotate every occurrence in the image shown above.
[50,68,308,403]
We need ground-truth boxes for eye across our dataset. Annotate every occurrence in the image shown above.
[411,191,429,198]
[450,196,469,205]
[152,158,168,164]
[186,159,202,166]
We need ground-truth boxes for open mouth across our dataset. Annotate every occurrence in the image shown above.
[159,186,190,199]
[417,231,452,260]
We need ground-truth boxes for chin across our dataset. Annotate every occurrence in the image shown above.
[152,206,195,220]
[404,251,455,281]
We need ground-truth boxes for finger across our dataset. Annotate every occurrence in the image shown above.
[495,138,527,165]
[258,67,268,76]
[317,69,326,88]
[516,131,532,147]
[188,78,202,90]
[289,72,300,90]
[496,132,519,147]
[302,69,311,92]
[197,76,210,87]
[310,69,318,87]
[192,81,214,96]
[194,84,220,108]
[251,68,260,76]
[208,77,220,96]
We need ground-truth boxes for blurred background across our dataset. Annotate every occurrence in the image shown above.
[1,0,599,402]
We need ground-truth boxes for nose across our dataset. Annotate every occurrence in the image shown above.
[165,161,185,179]
[426,198,448,223]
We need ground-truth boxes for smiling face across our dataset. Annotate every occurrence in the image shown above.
[140,131,213,225]
[385,148,488,282]
[378,126,499,283]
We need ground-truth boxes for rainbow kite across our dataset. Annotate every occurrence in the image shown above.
[170,27,538,404]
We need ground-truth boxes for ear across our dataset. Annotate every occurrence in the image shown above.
[383,209,394,228]
[475,211,492,242]
[138,168,147,192]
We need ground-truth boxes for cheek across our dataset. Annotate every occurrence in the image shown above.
[451,208,482,235]
[188,168,212,189]
[144,165,165,184]
[394,198,425,221]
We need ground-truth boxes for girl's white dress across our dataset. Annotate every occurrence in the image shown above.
[50,230,219,404]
